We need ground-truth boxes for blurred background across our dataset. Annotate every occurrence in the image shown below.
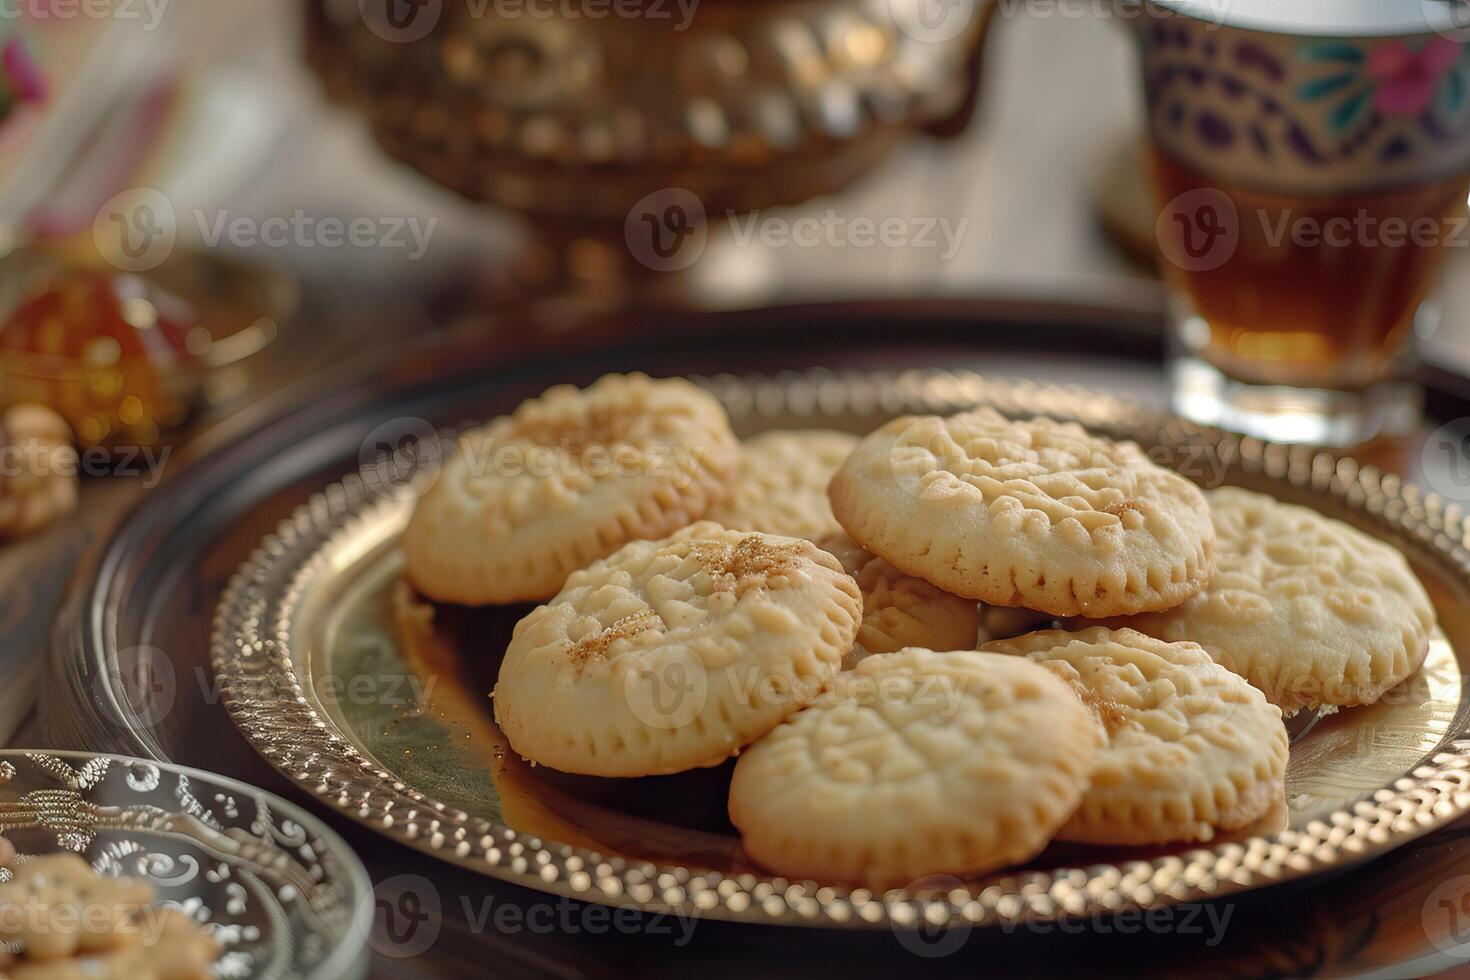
[7,1,1470,390]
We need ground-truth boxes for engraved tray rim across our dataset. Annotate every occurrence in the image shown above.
[209,367,1470,929]
[0,747,374,978]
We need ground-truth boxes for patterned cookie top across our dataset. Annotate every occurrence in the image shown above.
[1114,487,1436,713]
[494,523,862,776]
[828,408,1214,617]
[704,429,857,540]
[727,648,1103,888]
[818,532,981,665]
[403,373,738,604]
[982,627,1288,846]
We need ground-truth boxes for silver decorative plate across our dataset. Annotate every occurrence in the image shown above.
[0,750,371,978]
[211,369,1470,930]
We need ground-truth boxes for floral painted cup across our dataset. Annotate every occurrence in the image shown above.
[1126,0,1470,446]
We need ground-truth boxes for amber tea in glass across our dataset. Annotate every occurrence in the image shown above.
[1132,0,1470,445]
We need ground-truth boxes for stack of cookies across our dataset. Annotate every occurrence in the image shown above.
[0,835,218,979]
[402,373,1437,889]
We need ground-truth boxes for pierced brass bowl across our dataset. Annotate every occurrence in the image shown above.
[308,0,996,223]
[306,0,997,309]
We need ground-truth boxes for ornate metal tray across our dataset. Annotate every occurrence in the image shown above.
[210,368,1470,931]
[0,750,371,978]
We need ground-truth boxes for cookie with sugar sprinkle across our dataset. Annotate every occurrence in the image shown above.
[403,372,739,605]
[493,522,862,776]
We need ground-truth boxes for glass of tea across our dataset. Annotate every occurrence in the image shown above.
[1129,0,1470,446]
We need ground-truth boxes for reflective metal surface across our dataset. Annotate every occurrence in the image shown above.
[0,750,371,979]
[212,367,1470,928]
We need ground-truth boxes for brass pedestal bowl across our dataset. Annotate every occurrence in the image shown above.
[306,0,997,311]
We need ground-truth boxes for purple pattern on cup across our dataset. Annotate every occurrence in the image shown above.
[1134,4,1470,195]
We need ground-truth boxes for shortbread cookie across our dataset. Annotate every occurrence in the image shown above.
[818,532,981,667]
[1112,487,1436,714]
[982,627,1288,845]
[404,373,739,604]
[7,909,218,980]
[704,430,857,540]
[0,854,154,960]
[728,648,1103,888]
[493,523,863,776]
[828,408,1214,617]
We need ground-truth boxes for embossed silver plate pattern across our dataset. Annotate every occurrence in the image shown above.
[211,369,1470,929]
[0,750,371,978]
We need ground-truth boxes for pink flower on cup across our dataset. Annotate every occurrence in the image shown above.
[1366,37,1462,116]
